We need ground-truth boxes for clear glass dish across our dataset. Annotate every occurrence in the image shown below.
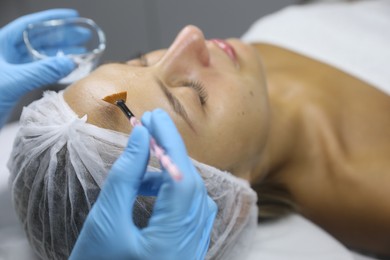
[23,17,106,84]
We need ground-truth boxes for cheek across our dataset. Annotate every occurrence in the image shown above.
[184,92,269,174]
[175,73,269,174]
[184,118,265,175]
[237,76,270,157]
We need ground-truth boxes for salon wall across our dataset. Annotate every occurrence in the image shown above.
[0,0,297,123]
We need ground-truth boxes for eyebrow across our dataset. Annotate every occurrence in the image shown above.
[106,62,195,130]
[156,78,194,129]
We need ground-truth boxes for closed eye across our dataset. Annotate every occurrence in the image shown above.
[183,80,208,106]
[134,53,207,105]
[139,53,148,67]
[127,52,148,66]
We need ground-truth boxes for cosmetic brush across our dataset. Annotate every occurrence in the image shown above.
[102,91,182,181]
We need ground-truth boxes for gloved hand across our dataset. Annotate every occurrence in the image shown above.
[70,109,217,260]
[0,9,79,127]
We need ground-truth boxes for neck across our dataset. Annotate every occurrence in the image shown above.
[249,44,309,184]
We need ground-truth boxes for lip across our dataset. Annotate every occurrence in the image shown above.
[210,39,238,66]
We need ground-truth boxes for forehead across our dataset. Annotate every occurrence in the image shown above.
[64,63,172,131]
[92,63,170,113]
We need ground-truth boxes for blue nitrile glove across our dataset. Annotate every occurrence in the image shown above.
[0,9,80,127]
[70,109,217,260]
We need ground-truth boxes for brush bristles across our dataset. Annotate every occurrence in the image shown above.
[102,91,127,104]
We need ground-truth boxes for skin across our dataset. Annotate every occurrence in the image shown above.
[64,25,390,255]
[64,25,269,178]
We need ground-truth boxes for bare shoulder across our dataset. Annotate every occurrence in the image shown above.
[253,43,390,256]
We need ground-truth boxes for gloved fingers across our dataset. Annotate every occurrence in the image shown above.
[69,126,150,260]
[140,110,214,226]
[143,108,206,185]
[140,109,217,244]
[196,198,218,259]
[8,51,31,64]
[140,109,152,125]
[186,196,217,255]
[101,126,151,216]
[146,181,216,249]
[137,171,164,196]
[15,56,75,90]
[202,197,218,240]
[141,109,202,188]
[207,196,218,215]
[141,109,193,173]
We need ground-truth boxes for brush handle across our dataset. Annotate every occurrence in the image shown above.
[130,117,182,181]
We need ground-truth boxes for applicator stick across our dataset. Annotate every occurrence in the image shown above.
[102,92,183,181]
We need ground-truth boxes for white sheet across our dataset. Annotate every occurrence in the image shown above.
[0,123,379,260]
[248,214,378,260]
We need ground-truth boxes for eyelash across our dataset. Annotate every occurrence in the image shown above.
[138,52,148,67]
[184,80,208,106]
[137,53,208,105]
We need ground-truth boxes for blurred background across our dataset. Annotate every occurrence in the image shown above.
[0,0,333,259]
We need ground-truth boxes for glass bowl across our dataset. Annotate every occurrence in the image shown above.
[23,17,106,84]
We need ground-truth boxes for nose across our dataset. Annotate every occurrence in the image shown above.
[159,25,210,75]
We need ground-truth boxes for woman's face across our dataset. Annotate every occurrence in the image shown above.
[64,25,269,178]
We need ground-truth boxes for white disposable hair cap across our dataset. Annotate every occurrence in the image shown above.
[8,91,258,260]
